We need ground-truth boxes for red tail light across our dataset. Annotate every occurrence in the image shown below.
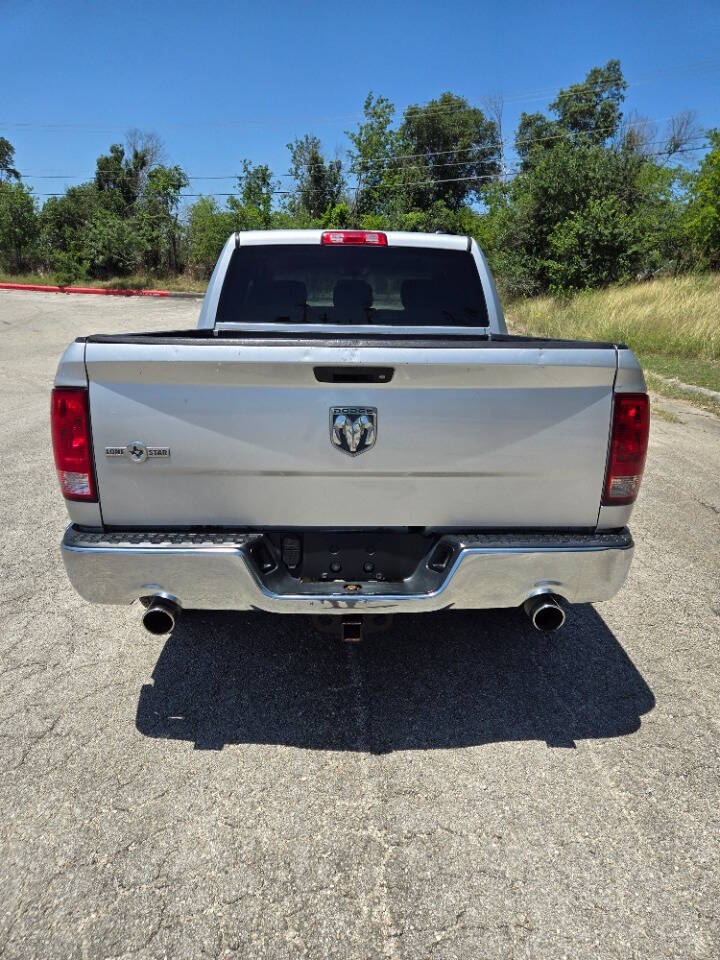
[51,387,97,501]
[602,393,650,506]
[321,230,387,246]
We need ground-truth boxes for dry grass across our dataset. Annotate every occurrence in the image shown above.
[506,274,720,363]
[652,406,683,424]
[506,274,720,416]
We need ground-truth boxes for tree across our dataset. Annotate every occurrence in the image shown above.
[346,93,401,216]
[686,130,720,266]
[398,92,500,210]
[39,182,101,281]
[286,135,344,219]
[186,196,241,277]
[619,111,658,156]
[321,201,352,228]
[136,164,189,271]
[484,94,509,180]
[662,111,702,159]
[83,207,141,277]
[482,60,698,294]
[548,59,627,144]
[515,61,628,174]
[515,112,564,170]
[632,160,688,273]
[125,129,166,194]
[94,143,150,216]
[0,136,20,182]
[545,195,640,291]
[487,139,683,294]
[232,160,278,227]
[0,182,39,271]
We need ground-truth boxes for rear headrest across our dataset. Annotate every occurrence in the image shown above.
[248,280,307,309]
[401,278,443,310]
[333,278,373,309]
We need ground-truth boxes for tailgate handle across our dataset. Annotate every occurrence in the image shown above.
[314,366,394,384]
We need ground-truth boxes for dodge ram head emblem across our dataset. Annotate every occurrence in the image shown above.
[330,407,377,456]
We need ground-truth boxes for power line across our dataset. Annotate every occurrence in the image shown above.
[4,57,720,133]
[31,143,708,199]
[18,125,709,184]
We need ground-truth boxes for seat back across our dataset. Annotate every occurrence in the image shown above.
[333,278,373,324]
[246,280,307,321]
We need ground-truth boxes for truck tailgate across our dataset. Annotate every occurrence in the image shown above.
[84,338,617,528]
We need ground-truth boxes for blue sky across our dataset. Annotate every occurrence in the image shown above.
[3,0,720,203]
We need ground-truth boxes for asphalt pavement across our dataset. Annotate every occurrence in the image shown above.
[1,290,719,959]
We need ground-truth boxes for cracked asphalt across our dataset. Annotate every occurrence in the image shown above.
[1,289,719,959]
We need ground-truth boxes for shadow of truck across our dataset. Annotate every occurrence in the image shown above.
[136,605,654,752]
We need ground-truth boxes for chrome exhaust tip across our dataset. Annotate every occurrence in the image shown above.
[141,597,180,636]
[523,594,566,632]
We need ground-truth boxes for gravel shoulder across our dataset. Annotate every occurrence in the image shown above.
[1,291,719,959]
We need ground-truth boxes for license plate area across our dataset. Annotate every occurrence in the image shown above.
[266,531,436,583]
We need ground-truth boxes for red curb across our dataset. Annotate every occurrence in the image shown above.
[0,282,170,297]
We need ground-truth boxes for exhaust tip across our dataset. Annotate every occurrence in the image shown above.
[523,594,566,632]
[141,597,180,636]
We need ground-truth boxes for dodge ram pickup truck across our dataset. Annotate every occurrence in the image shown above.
[52,229,649,639]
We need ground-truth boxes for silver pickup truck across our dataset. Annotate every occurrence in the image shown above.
[52,229,650,639]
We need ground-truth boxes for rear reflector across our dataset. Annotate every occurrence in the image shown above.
[321,230,387,246]
[51,387,97,501]
[602,393,650,506]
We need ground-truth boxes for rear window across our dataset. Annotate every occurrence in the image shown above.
[215,244,489,327]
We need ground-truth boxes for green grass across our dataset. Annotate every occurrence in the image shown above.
[506,274,720,414]
[640,354,720,393]
[0,270,207,294]
[644,373,720,417]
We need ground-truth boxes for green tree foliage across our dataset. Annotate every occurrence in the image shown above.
[514,112,564,170]
[398,92,500,210]
[0,181,38,271]
[0,136,21,182]
[224,160,281,232]
[94,143,150,216]
[34,136,191,281]
[489,61,691,295]
[186,197,239,277]
[233,160,278,227]
[187,164,290,276]
[39,183,100,282]
[545,195,639,290]
[135,165,189,271]
[686,130,720,267]
[83,207,141,278]
[322,202,352,228]
[515,61,627,171]
[487,135,687,295]
[0,74,713,296]
[632,161,689,274]
[548,59,627,144]
[286,135,344,218]
[346,93,401,216]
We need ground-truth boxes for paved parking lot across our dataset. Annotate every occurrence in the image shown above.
[1,289,719,959]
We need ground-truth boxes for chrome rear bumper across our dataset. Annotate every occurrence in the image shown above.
[61,526,634,614]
